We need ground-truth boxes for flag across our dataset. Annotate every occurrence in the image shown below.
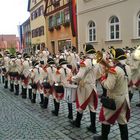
[69,0,77,37]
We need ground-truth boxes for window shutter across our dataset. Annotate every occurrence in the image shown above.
[53,15,56,26]
[61,11,64,24]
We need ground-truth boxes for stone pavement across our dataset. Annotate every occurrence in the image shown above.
[0,83,140,140]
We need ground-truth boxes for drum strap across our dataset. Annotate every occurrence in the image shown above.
[63,68,67,76]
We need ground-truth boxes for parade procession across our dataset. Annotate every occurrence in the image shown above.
[0,0,140,140]
[0,43,140,140]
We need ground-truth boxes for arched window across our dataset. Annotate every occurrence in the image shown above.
[137,12,140,37]
[109,16,120,40]
[88,21,96,42]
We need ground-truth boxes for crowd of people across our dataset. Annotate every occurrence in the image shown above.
[0,44,140,140]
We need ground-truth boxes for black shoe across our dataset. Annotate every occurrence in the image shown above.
[39,94,44,105]
[41,97,48,109]
[4,81,8,89]
[15,85,19,95]
[68,114,73,120]
[68,103,73,120]
[70,120,80,128]
[93,135,102,140]
[51,110,58,116]
[136,103,140,107]
[70,112,83,128]
[10,83,14,92]
[31,94,36,103]
[87,125,96,133]
[22,88,27,99]
[28,89,32,100]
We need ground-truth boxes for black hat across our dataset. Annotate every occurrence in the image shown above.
[5,50,10,55]
[10,55,16,59]
[111,48,127,60]
[40,60,44,65]
[23,53,30,58]
[59,58,68,65]
[108,46,114,49]
[16,51,21,55]
[84,44,96,54]
[47,58,55,65]
[0,53,3,58]
[101,48,105,52]
[32,60,39,67]
[72,46,77,52]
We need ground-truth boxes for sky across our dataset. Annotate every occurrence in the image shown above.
[0,0,30,36]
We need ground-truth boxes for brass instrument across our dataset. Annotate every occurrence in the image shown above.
[96,51,116,74]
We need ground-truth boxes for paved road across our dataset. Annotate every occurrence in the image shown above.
[0,83,140,140]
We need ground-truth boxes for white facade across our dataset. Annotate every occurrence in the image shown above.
[77,0,140,52]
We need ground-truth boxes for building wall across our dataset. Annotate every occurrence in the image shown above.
[0,35,18,50]
[22,18,31,53]
[29,0,47,48]
[77,0,140,52]
[45,0,76,54]
[46,20,76,54]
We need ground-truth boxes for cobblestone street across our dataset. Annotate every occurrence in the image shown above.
[0,83,140,140]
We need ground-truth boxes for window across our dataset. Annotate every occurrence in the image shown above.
[40,6,44,15]
[56,12,61,25]
[109,16,120,40]
[39,26,44,36]
[32,30,35,38]
[88,21,96,42]
[64,8,70,22]
[49,16,54,28]
[137,12,140,37]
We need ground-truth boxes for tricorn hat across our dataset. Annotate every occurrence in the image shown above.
[84,44,96,54]
[59,58,68,65]
[111,48,127,60]
[47,58,55,65]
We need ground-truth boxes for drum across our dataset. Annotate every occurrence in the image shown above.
[42,81,51,89]
[20,74,25,80]
[64,84,77,103]
[2,67,6,72]
[9,72,19,77]
[54,83,64,93]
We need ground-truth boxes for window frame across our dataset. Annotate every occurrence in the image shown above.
[87,21,96,43]
[109,16,120,40]
[137,12,140,38]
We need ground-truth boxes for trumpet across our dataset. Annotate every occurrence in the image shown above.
[96,51,116,74]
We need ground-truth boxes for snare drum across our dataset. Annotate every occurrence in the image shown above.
[64,84,77,103]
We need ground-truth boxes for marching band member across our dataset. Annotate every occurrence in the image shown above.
[70,44,100,133]
[66,47,80,74]
[38,43,49,65]
[41,58,57,109]
[93,48,131,140]
[13,52,23,95]
[8,55,18,93]
[20,53,32,99]
[2,51,10,89]
[125,46,140,102]
[132,46,140,107]
[30,60,46,104]
[52,58,73,117]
